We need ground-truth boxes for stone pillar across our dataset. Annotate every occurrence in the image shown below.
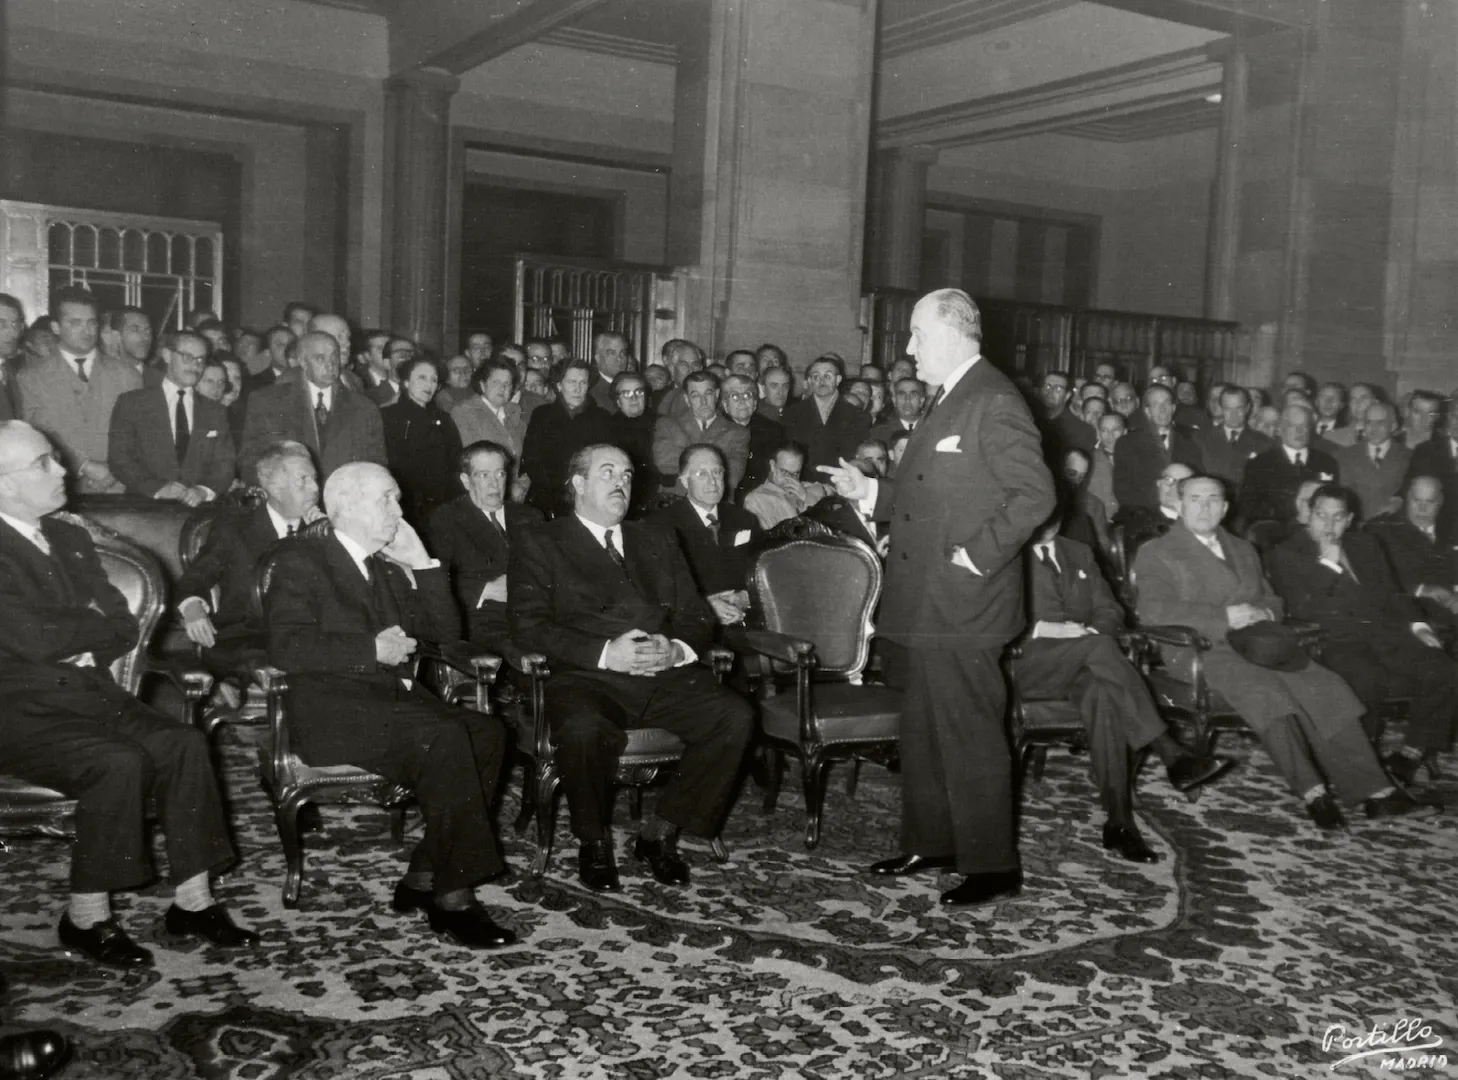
[385,67,459,352]
[866,145,937,291]
[668,0,878,369]
[1204,47,1247,323]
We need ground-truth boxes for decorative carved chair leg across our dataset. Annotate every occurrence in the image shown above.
[762,748,785,814]
[1031,746,1049,781]
[389,806,406,843]
[514,763,537,835]
[710,837,728,863]
[277,795,307,909]
[628,786,643,821]
[845,757,861,798]
[531,767,560,877]
[802,752,828,850]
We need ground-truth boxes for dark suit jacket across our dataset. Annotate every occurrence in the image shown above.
[519,398,616,517]
[872,358,1056,648]
[1024,535,1123,637]
[736,411,784,501]
[1240,444,1340,524]
[782,394,872,476]
[263,532,461,760]
[1333,440,1411,521]
[1194,425,1272,495]
[1265,529,1424,648]
[508,514,715,675]
[107,385,237,497]
[652,413,751,494]
[175,504,285,632]
[869,415,919,448]
[239,377,386,484]
[647,497,762,597]
[0,516,138,713]
[1366,513,1457,625]
[381,397,463,526]
[426,495,543,644]
[1407,434,1458,535]
[1042,408,1096,458]
[1112,426,1204,512]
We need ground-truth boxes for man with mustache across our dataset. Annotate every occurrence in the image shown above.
[509,444,753,892]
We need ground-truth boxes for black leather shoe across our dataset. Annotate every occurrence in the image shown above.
[1166,753,1233,792]
[391,882,434,914]
[1365,790,1442,820]
[1305,793,1347,831]
[427,905,519,949]
[868,854,955,876]
[939,870,1022,908]
[58,914,153,968]
[578,840,621,893]
[163,905,260,948]
[0,1029,70,1080]
[1383,752,1424,789]
[633,835,690,886]
[1102,822,1159,863]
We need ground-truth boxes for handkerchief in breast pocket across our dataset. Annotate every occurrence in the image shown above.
[935,436,961,452]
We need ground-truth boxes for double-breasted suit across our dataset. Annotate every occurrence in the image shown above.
[264,532,507,891]
[508,515,753,842]
[1132,524,1388,802]
[0,515,233,893]
[871,356,1056,874]
[1193,425,1272,500]
[107,384,237,497]
[1240,444,1340,525]
[239,378,386,485]
[1333,440,1411,522]
[647,497,762,597]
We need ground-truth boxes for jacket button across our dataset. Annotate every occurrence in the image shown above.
[902,514,910,522]
[901,552,909,560]
[917,474,924,481]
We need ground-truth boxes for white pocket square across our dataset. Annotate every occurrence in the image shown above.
[935,436,961,453]
[733,530,751,546]
[1077,569,1087,579]
[1319,473,1333,481]
[205,430,218,439]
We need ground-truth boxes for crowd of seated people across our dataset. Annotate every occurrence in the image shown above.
[0,283,1451,1003]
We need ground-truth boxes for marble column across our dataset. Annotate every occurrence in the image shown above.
[385,67,459,352]
[668,0,879,369]
[866,145,937,292]
[1204,47,1247,323]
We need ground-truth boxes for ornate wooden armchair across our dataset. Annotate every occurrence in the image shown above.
[251,546,501,907]
[513,648,735,876]
[734,532,900,849]
[1005,642,1090,783]
[0,513,212,843]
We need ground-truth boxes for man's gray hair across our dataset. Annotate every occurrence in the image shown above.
[256,441,314,492]
[923,288,983,344]
[322,462,391,522]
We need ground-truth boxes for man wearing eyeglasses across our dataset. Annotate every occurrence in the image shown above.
[719,374,783,501]
[652,371,749,495]
[0,420,256,968]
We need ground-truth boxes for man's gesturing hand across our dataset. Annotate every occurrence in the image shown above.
[817,458,872,501]
[375,625,417,666]
[184,612,218,648]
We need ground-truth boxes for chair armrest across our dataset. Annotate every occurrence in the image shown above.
[519,653,549,679]
[145,655,214,729]
[417,639,502,683]
[515,654,552,760]
[728,628,816,668]
[1128,624,1212,651]
[253,664,288,697]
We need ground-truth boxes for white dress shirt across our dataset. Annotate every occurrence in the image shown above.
[161,377,196,441]
[1283,445,1308,467]
[60,349,97,380]
[575,514,697,669]
[1194,532,1225,560]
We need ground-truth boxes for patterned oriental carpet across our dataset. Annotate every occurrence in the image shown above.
[1,723,1455,1080]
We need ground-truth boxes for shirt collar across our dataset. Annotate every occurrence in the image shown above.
[307,381,334,407]
[935,354,981,399]
[162,376,190,399]
[333,529,374,578]
[575,513,621,548]
[1283,444,1307,464]
[0,511,48,552]
[688,499,718,527]
[1223,425,1244,438]
[1160,505,1180,521]
[60,348,97,367]
[266,503,299,539]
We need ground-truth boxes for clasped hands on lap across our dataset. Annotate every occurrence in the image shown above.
[603,630,683,676]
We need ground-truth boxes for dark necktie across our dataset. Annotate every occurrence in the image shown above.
[1294,451,1306,468]
[1037,545,1057,574]
[603,528,629,574]
[489,511,508,545]
[174,389,191,463]
[705,510,719,541]
[74,357,88,383]
[286,522,298,537]
[314,391,329,434]
[925,385,946,416]
[1228,429,1238,444]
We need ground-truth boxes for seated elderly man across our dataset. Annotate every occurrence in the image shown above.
[1332,401,1409,521]
[1241,405,1340,526]
[1266,484,1456,779]
[0,421,254,968]
[743,443,825,530]
[652,370,750,494]
[176,440,321,704]
[1015,517,1227,862]
[649,444,762,626]
[1133,474,1431,829]
[427,440,543,661]
[509,444,754,892]
[1367,476,1458,632]
[264,462,517,949]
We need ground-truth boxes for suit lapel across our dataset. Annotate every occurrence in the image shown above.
[324,533,378,625]
[0,519,71,604]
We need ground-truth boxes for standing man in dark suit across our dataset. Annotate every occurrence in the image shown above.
[1265,484,1456,780]
[720,374,783,501]
[1241,405,1340,526]
[176,440,320,694]
[1332,402,1409,521]
[0,421,255,969]
[426,440,543,660]
[820,289,1056,908]
[649,444,762,626]
[782,355,871,477]
[509,444,754,892]
[1013,521,1228,864]
[1193,385,1272,507]
[107,330,237,505]
[264,462,518,949]
[239,330,385,484]
[1112,384,1204,516]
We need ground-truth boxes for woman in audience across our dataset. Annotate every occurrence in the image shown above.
[451,359,527,461]
[435,353,477,413]
[381,356,463,527]
[519,359,614,517]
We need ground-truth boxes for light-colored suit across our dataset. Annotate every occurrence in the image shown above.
[1333,440,1410,521]
[1132,523,1387,802]
[450,396,527,461]
[15,349,141,492]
